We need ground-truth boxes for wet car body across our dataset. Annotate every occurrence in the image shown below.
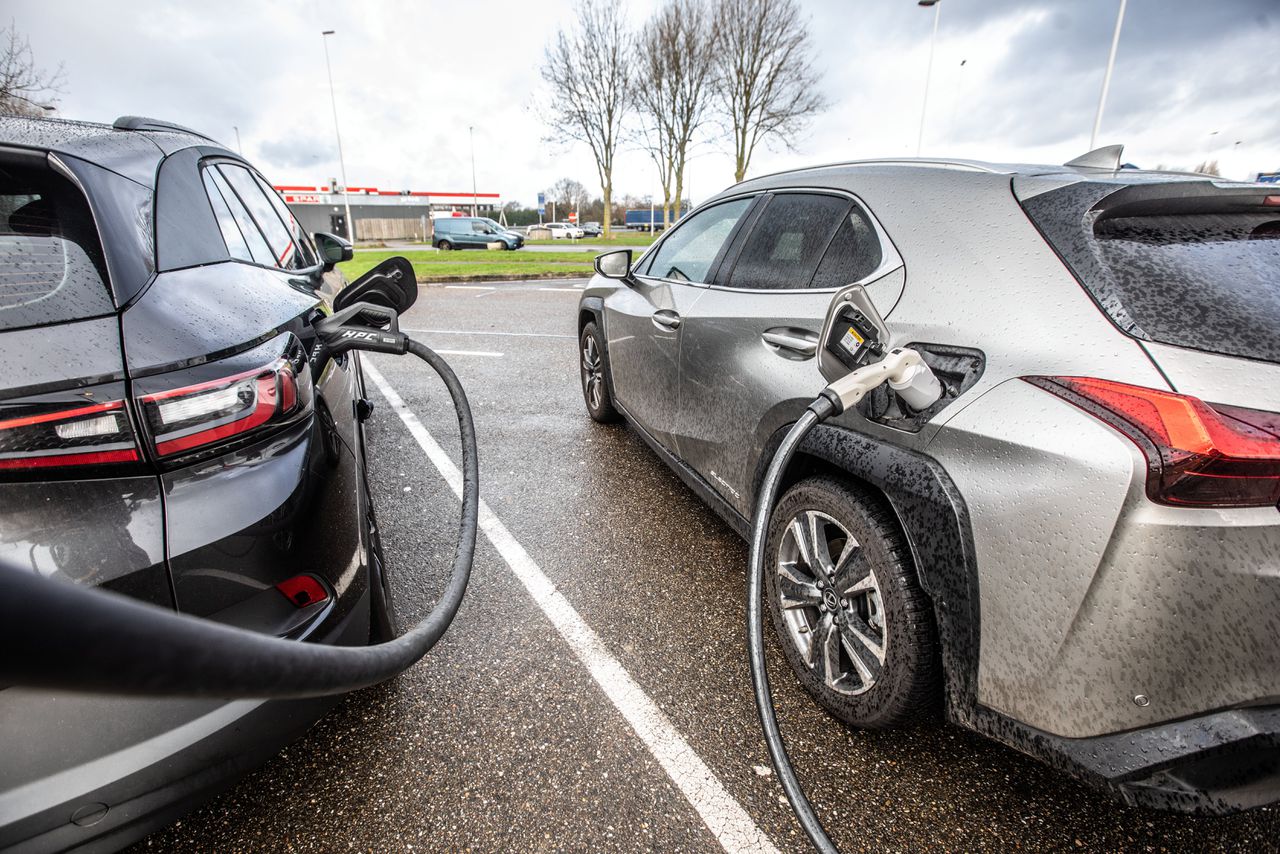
[0,116,389,851]
[578,155,1280,813]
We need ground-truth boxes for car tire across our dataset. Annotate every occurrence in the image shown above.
[579,321,621,423]
[764,475,938,729]
[437,239,453,251]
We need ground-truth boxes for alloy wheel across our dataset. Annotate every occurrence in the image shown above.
[775,509,886,695]
[581,334,604,412]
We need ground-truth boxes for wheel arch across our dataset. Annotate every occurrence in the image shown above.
[752,421,983,724]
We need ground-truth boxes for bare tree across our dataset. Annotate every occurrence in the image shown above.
[711,0,827,183]
[0,22,65,117]
[1193,159,1221,177]
[547,177,591,219]
[540,2,630,239]
[635,0,718,227]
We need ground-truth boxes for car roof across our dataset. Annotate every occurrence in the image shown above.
[720,154,1234,205]
[0,114,233,187]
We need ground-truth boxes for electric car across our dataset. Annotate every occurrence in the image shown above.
[577,148,1280,814]
[0,114,404,851]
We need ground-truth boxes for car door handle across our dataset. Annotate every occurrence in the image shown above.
[652,310,681,331]
[762,328,818,357]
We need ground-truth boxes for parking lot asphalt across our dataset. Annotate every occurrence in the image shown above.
[134,280,1280,853]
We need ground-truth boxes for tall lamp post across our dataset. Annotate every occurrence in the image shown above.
[469,126,478,217]
[916,0,941,157]
[321,30,356,242]
[1090,0,1127,150]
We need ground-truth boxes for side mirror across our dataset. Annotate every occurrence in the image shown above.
[594,249,633,282]
[817,284,891,383]
[333,256,418,315]
[314,232,354,272]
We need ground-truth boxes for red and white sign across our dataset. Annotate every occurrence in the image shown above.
[283,194,323,204]
[568,212,578,223]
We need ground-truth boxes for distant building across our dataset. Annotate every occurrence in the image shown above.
[275,183,502,241]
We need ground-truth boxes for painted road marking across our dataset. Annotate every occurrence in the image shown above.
[429,349,503,358]
[539,287,587,292]
[444,285,496,290]
[364,363,779,854]
[403,328,574,340]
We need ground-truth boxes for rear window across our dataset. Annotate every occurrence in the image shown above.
[0,160,114,332]
[1020,180,1280,364]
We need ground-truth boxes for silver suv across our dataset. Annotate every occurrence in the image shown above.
[576,152,1280,814]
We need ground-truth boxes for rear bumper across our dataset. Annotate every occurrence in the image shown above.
[0,590,369,854]
[973,704,1280,814]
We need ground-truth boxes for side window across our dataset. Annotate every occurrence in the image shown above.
[725,194,850,290]
[201,169,253,262]
[218,164,304,270]
[203,165,274,266]
[472,220,489,234]
[642,197,752,283]
[810,204,885,289]
[251,172,318,269]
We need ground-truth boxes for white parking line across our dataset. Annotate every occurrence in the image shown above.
[364,363,778,854]
[403,328,574,340]
[444,285,496,291]
[430,349,503,358]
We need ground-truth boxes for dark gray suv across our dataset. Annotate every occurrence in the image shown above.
[577,153,1280,813]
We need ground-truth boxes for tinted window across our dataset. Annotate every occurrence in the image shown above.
[201,169,253,262]
[0,160,115,331]
[219,164,303,270]
[1021,180,1280,364]
[252,172,317,268]
[727,194,849,290]
[204,166,273,266]
[643,198,752,283]
[811,205,884,289]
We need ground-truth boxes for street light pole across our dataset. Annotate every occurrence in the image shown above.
[1090,0,1127,150]
[469,126,478,217]
[916,0,941,157]
[233,126,242,155]
[321,30,356,243]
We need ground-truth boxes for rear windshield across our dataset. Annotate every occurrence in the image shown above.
[1019,180,1280,364]
[0,160,114,331]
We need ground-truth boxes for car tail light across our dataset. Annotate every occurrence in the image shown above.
[0,399,139,470]
[139,357,303,458]
[1025,376,1280,508]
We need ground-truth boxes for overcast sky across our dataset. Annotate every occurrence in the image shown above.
[11,0,1279,208]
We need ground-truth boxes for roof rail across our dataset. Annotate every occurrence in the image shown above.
[112,115,218,143]
[1064,144,1124,170]
[743,156,1001,184]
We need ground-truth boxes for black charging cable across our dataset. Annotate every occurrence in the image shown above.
[748,396,841,854]
[0,303,477,699]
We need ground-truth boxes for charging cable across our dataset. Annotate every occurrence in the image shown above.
[748,348,941,853]
[0,303,478,699]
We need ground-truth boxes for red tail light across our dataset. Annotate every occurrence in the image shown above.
[1026,376,1280,508]
[139,357,303,458]
[0,399,139,470]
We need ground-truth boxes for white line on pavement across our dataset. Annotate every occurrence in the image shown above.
[429,349,503,358]
[444,285,496,290]
[402,328,574,340]
[363,363,778,854]
[538,287,587,292]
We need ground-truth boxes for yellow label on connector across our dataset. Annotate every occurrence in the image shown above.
[840,325,864,354]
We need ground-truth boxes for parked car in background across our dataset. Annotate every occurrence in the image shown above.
[577,151,1280,814]
[580,221,603,237]
[0,113,402,851]
[545,221,585,239]
[432,216,523,250]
